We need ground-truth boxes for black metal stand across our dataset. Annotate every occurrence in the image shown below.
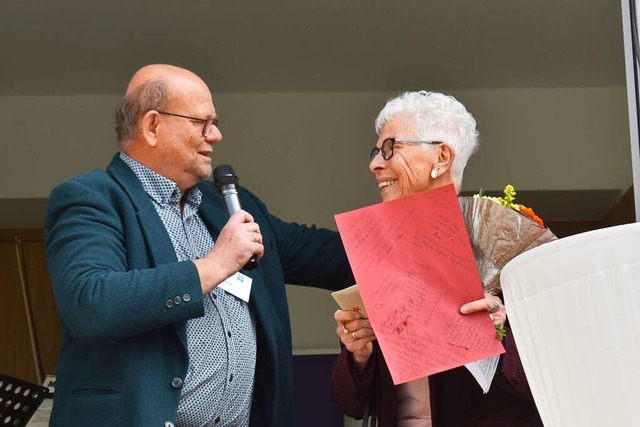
[0,373,48,427]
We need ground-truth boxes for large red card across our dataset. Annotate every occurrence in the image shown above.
[335,184,504,384]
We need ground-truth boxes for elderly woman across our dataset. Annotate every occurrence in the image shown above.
[331,91,542,426]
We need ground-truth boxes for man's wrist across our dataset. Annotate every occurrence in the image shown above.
[193,258,235,294]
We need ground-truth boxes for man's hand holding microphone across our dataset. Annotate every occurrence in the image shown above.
[194,165,263,295]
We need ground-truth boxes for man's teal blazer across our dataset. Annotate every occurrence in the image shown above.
[45,154,354,426]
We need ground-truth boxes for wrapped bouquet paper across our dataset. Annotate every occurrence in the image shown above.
[458,184,556,391]
[458,185,557,296]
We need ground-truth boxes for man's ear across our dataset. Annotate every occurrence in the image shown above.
[140,110,160,147]
[435,143,455,174]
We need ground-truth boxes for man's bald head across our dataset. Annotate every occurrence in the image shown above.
[126,64,204,95]
[114,64,210,146]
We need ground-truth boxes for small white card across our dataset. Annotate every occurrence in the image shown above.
[331,284,368,318]
[218,272,252,302]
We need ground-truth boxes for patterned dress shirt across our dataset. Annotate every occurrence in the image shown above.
[121,153,257,427]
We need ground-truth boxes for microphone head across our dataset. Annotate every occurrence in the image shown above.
[213,164,239,193]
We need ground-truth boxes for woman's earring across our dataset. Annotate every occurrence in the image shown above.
[430,167,440,179]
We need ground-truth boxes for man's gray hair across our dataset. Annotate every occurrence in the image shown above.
[114,80,168,147]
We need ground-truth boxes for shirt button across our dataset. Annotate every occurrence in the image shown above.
[173,295,182,305]
[227,331,232,338]
[212,294,217,299]
[214,416,221,424]
[165,299,174,308]
[165,422,175,427]
[171,377,183,388]
[229,374,233,382]
[183,293,191,302]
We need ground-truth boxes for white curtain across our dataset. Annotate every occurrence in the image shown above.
[501,223,640,427]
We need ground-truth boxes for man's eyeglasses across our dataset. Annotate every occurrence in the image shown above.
[370,137,443,161]
[156,111,218,137]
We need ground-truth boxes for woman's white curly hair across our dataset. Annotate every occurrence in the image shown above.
[375,91,480,192]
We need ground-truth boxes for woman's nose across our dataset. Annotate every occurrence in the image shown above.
[369,151,385,172]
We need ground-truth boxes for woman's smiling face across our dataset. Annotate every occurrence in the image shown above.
[369,117,441,202]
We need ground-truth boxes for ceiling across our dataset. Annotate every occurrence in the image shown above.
[0,0,634,227]
[0,0,626,95]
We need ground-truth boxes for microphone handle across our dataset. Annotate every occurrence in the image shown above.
[220,184,258,271]
[222,191,242,217]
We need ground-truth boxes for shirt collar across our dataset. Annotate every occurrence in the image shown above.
[119,152,202,207]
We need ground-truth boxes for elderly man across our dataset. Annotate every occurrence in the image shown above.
[45,64,353,427]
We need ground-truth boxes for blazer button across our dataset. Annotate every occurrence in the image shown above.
[165,422,175,427]
[183,293,191,302]
[171,377,183,388]
[173,295,182,305]
[165,299,174,308]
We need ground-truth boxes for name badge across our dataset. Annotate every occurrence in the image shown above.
[218,272,252,302]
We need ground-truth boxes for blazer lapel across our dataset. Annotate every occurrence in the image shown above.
[107,154,177,265]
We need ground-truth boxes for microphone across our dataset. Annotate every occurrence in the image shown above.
[213,164,258,270]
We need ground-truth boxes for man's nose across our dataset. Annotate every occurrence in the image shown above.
[205,125,222,143]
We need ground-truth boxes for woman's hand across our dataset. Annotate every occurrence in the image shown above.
[334,309,377,371]
[459,292,507,327]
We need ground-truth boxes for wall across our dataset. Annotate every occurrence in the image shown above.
[0,87,632,202]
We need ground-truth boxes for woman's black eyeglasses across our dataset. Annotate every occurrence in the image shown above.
[369,137,443,161]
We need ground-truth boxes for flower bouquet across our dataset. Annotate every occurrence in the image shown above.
[459,185,557,296]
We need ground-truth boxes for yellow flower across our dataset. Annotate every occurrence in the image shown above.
[500,184,516,207]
